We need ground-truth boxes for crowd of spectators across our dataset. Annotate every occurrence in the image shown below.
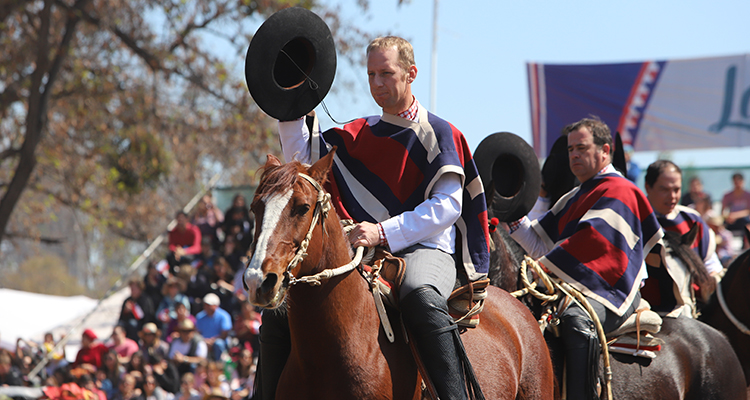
[0,193,260,400]
[679,174,750,267]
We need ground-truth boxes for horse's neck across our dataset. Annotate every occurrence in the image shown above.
[287,217,380,358]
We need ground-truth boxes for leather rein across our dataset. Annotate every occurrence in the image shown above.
[716,277,750,336]
[284,173,365,286]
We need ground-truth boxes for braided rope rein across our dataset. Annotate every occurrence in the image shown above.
[284,173,365,286]
[515,256,614,400]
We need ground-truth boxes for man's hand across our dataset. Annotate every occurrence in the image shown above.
[348,221,381,247]
[175,246,185,260]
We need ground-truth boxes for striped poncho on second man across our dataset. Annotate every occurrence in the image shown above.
[532,169,664,316]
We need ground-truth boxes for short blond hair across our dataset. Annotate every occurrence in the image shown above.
[367,36,415,73]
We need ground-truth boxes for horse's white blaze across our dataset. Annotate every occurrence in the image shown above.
[244,188,293,297]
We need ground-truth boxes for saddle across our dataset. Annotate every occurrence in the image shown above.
[606,299,664,359]
[360,247,491,330]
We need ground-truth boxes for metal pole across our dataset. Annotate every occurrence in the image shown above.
[430,0,439,113]
[27,173,222,380]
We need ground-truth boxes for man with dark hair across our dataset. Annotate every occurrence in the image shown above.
[119,277,157,342]
[680,176,711,209]
[256,35,490,400]
[508,117,663,400]
[0,351,24,387]
[643,160,722,315]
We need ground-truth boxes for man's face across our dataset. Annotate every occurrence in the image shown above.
[129,283,141,298]
[733,176,744,190]
[689,179,702,194]
[178,329,193,341]
[176,213,188,229]
[367,47,416,114]
[646,167,681,215]
[143,332,156,344]
[568,127,608,183]
[204,303,217,316]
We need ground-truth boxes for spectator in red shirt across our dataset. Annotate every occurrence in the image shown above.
[73,329,109,369]
[167,211,202,273]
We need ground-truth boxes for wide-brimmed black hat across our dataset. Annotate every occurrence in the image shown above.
[474,132,541,222]
[245,7,337,121]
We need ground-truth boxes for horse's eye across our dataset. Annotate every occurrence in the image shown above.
[295,204,311,217]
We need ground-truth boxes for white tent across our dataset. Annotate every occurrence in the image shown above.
[0,287,129,360]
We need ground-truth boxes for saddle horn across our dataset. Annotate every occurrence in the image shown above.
[474,132,541,222]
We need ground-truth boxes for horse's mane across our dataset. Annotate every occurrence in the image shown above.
[662,229,717,298]
[255,161,304,202]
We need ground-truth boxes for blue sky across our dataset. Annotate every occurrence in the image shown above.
[311,0,750,169]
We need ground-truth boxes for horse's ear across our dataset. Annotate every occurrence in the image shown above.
[265,154,282,168]
[682,223,700,248]
[308,146,336,185]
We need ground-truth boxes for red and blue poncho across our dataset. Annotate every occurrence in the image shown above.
[533,171,663,315]
[311,111,491,281]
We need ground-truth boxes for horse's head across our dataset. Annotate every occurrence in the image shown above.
[243,150,336,308]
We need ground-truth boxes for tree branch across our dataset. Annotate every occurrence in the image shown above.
[0,147,19,162]
[5,231,65,244]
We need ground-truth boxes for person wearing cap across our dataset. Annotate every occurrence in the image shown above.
[168,319,207,376]
[642,160,723,315]
[73,329,110,369]
[262,35,490,400]
[195,293,232,361]
[508,117,663,400]
[138,322,170,365]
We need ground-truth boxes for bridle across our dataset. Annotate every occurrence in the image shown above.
[283,172,365,286]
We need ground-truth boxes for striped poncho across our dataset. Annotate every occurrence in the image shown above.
[307,108,490,281]
[533,170,664,315]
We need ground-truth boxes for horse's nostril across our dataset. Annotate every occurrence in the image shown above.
[258,273,278,296]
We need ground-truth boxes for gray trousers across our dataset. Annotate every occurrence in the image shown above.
[396,244,456,300]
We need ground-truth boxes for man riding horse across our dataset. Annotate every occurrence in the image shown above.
[507,117,664,400]
[642,159,723,316]
[254,35,490,400]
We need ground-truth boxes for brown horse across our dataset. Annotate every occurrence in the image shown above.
[243,151,554,399]
[489,220,748,399]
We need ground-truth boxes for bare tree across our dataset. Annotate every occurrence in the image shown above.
[0,0,373,274]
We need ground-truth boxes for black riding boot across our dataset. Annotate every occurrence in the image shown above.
[252,310,291,400]
[560,314,600,400]
[400,285,473,400]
